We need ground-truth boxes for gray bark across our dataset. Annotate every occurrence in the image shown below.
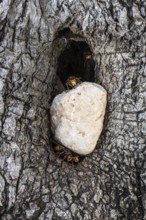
[0,0,146,219]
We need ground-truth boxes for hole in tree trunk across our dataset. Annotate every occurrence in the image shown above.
[51,28,96,164]
[57,40,95,89]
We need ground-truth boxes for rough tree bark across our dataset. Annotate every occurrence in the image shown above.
[0,0,146,219]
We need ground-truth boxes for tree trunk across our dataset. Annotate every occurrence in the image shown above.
[0,0,146,219]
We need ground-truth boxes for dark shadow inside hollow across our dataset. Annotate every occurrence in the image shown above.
[56,40,95,86]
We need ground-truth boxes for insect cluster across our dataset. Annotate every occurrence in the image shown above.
[52,140,83,164]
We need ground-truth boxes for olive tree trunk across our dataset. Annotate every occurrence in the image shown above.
[0,0,146,219]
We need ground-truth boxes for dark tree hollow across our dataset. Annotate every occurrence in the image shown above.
[56,40,95,86]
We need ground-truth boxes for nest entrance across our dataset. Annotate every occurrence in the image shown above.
[56,40,95,89]
[51,29,95,164]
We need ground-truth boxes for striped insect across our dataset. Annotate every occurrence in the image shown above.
[53,141,81,164]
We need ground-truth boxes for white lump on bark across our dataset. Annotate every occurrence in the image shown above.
[50,82,107,155]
